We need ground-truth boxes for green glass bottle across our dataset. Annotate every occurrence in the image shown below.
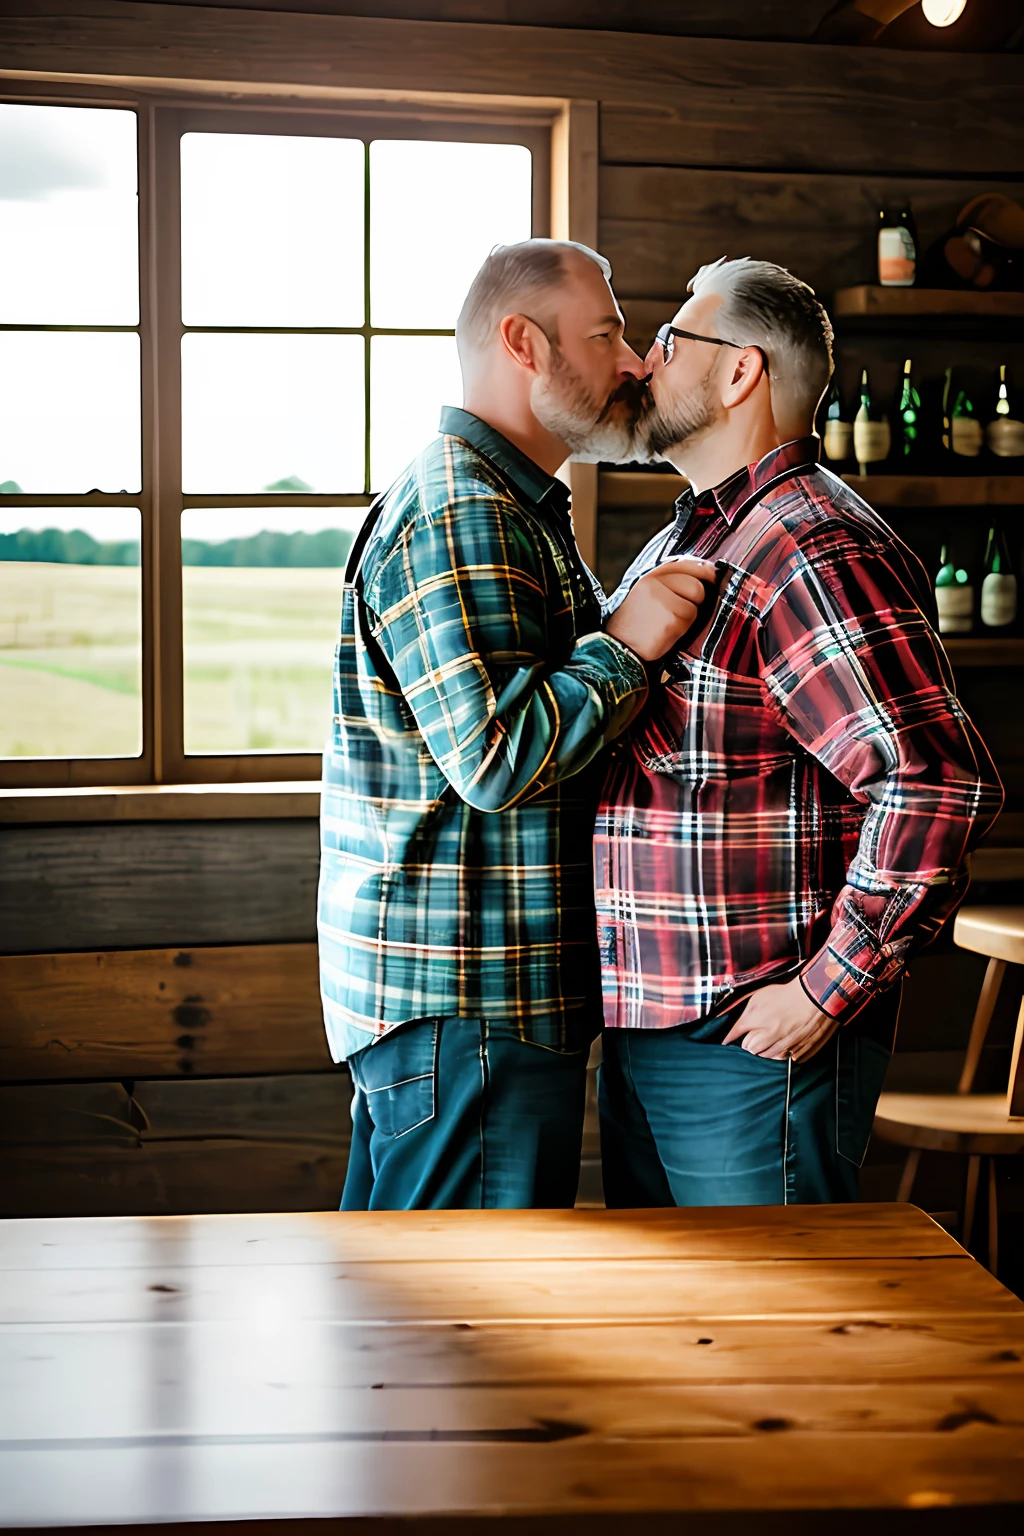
[853,367,891,477]
[942,366,983,473]
[895,358,923,471]
[821,377,853,471]
[980,525,1018,632]
[934,543,973,635]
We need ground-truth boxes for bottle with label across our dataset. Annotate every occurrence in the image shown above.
[821,378,854,471]
[986,364,1024,467]
[934,545,974,636]
[853,368,892,475]
[942,366,983,472]
[878,200,918,288]
[894,358,923,471]
[980,525,1018,632]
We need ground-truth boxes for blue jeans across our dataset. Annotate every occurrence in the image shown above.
[342,1017,592,1210]
[599,994,897,1207]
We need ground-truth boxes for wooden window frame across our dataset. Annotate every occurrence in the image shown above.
[0,79,596,791]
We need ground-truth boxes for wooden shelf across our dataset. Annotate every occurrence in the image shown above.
[834,286,1024,319]
[599,471,1024,510]
[599,470,687,507]
[842,475,1024,507]
[943,639,1024,667]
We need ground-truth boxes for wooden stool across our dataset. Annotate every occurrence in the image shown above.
[873,905,1024,1276]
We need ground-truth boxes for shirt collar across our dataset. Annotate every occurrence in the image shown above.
[439,406,571,518]
[674,436,820,527]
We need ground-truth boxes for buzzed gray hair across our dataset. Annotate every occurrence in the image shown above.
[456,238,612,358]
[688,257,834,427]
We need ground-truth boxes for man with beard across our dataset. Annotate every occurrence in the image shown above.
[596,256,1002,1207]
[319,238,713,1210]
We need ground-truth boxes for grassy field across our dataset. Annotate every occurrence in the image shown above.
[0,562,344,758]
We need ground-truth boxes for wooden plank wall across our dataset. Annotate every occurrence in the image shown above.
[0,825,350,1217]
[1,2,1023,1229]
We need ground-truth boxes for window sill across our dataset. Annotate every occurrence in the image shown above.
[0,782,321,824]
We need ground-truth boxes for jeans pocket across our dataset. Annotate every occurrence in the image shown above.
[349,1021,438,1139]
[836,1030,892,1168]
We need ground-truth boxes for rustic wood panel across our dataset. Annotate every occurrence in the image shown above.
[3,1254,1013,1325]
[0,1072,351,1217]
[1,1206,1023,1529]
[0,821,319,954]
[0,943,328,1082]
[2,4,1024,176]
[601,167,1024,303]
[0,781,321,824]
[0,1199,960,1265]
[6,1309,1022,1389]
[149,0,830,39]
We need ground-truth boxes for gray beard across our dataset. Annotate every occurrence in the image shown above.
[633,373,719,462]
[531,348,647,463]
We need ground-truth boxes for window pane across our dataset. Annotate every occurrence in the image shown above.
[181,334,365,493]
[0,104,138,324]
[181,507,362,753]
[370,140,532,328]
[0,332,141,494]
[370,334,461,491]
[181,133,364,326]
[0,509,142,759]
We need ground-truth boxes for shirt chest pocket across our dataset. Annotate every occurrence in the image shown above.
[633,610,792,784]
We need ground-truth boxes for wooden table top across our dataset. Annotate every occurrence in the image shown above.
[1,1203,1023,1533]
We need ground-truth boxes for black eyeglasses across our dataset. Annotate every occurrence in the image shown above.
[655,323,769,375]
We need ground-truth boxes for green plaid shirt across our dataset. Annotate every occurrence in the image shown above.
[318,407,648,1061]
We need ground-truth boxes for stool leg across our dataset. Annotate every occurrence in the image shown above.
[958,958,1006,1094]
[896,1148,921,1203]
[963,1154,982,1252]
[988,1158,999,1277]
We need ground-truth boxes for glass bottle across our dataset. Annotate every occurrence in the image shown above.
[986,364,1024,467]
[942,366,983,473]
[878,200,918,288]
[934,543,974,635]
[821,377,854,471]
[853,368,892,476]
[980,525,1018,632]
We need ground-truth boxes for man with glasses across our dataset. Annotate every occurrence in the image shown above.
[595,256,1002,1207]
[319,238,713,1210]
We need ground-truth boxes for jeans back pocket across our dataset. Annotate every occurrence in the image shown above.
[349,1020,438,1138]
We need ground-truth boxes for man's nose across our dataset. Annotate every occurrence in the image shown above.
[643,341,663,374]
[617,340,648,379]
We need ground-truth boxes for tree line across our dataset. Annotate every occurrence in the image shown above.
[0,526,355,568]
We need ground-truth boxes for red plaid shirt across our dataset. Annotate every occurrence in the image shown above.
[596,438,1003,1030]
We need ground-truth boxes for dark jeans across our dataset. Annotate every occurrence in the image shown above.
[599,990,899,1208]
[342,1017,592,1210]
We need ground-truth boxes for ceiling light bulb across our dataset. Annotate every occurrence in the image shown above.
[921,0,966,26]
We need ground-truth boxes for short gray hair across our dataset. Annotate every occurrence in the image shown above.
[457,238,612,356]
[688,257,834,426]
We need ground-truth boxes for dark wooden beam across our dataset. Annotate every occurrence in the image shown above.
[2,2,1024,174]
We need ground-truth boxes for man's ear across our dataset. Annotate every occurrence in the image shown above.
[498,313,542,373]
[722,348,765,409]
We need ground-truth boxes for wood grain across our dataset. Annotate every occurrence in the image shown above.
[874,1093,1024,1155]
[0,1202,962,1266]
[0,821,319,955]
[601,167,1024,303]
[2,3,1024,175]
[836,286,1024,318]
[0,943,328,1081]
[0,781,321,825]
[1,1206,1023,1529]
[0,1073,351,1217]
[5,1312,1022,1390]
[2,1256,1013,1325]
[955,907,1024,967]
